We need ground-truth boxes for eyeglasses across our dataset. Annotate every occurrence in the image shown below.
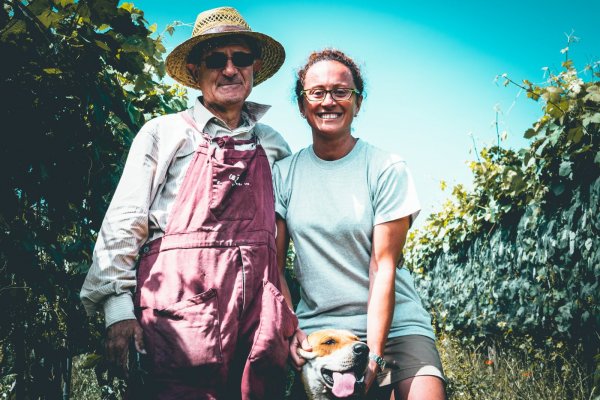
[301,87,359,102]
[202,52,255,69]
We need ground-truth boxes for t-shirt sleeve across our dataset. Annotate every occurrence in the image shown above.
[374,161,421,226]
[272,161,288,220]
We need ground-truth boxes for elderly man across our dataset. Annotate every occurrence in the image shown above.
[80,7,297,399]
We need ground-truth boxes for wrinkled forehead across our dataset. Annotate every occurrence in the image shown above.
[204,37,253,54]
[187,35,259,64]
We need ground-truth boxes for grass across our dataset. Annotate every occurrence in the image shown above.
[437,334,599,400]
[3,335,596,399]
[70,354,128,400]
[70,355,104,399]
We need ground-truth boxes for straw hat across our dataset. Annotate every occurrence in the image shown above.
[166,7,285,89]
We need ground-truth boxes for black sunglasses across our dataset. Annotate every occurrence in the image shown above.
[203,52,255,69]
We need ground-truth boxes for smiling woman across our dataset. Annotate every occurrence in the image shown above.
[274,48,447,399]
[295,49,364,160]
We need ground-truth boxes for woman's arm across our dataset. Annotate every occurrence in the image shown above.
[365,216,410,389]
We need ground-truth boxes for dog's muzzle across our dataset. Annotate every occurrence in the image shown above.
[321,342,369,398]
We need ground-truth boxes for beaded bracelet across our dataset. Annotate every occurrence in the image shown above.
[369,352,387,370]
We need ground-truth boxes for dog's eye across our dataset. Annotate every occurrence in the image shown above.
[323,339,336,345]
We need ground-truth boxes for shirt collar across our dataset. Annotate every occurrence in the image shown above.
[192,96,271,132]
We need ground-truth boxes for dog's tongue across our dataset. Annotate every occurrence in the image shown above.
[332,371,356,398]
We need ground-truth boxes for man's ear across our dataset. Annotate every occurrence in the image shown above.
[186,64,199,82]
[297,348,317,360]
[253,59,263,74]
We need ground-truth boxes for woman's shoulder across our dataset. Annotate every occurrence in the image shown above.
[273,146,312,180]
[276,146,311,166]
[360,140,407,171]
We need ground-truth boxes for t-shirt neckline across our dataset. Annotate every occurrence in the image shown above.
[308,138,363,170]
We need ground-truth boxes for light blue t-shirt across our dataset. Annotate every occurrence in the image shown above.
[273,139,434,341]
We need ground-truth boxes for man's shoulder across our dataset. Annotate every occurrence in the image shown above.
[254,123,291,161]
[254,122,283,140]
[135,112,191,146]
[273,151,293,171]
[142,112,186,132]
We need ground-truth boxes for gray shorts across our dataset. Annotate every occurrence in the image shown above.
[376,334,446,387]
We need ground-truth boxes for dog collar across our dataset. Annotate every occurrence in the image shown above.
[369,352,387,370]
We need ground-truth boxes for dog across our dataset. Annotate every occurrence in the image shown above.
[297,329,369,399]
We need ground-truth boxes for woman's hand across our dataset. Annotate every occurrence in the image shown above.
[289,328,311,370]
[363,360,380,394]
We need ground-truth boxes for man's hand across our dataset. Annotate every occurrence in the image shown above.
[105,319,146,378]
[289,328,311,370]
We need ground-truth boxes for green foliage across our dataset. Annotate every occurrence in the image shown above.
[438,333,597,400]
[0,0,187,397]
[412,180,599,340]
[405,47,600,377]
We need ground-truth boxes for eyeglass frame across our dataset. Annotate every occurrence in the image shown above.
[201,51,256,69]
[300,87,361,102]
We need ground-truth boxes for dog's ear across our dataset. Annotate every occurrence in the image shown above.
[297,348,317,360]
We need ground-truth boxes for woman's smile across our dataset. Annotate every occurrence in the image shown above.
[317,112,343,119]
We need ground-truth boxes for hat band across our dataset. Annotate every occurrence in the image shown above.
[201,25,252,35]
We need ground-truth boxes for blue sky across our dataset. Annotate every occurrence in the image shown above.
[134,0,599,227]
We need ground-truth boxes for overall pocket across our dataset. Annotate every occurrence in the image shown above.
[209,157,256,221]
[248,280,298,367]
[140,288,223,370]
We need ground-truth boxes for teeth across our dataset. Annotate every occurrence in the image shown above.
[320,113,340,119]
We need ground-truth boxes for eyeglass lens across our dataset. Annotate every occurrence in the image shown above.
[306,88,355,101]
[204,52,255,69]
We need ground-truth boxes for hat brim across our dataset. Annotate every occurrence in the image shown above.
[166,31,285,90]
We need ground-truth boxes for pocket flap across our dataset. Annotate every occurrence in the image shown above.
[155,288,217,319]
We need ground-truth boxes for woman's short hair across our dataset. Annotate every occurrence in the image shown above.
[294,48,364,102]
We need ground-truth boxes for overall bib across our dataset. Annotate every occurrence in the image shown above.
[133,112,297,399]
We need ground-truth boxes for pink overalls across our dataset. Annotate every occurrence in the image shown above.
[133,112,297,399]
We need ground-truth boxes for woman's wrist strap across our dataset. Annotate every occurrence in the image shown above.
[369,352,386,370]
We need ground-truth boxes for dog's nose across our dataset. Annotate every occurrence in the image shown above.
[353,343,368,356]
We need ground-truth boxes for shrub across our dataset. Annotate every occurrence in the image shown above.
[0,0,187,397]
[405,41,599,382]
